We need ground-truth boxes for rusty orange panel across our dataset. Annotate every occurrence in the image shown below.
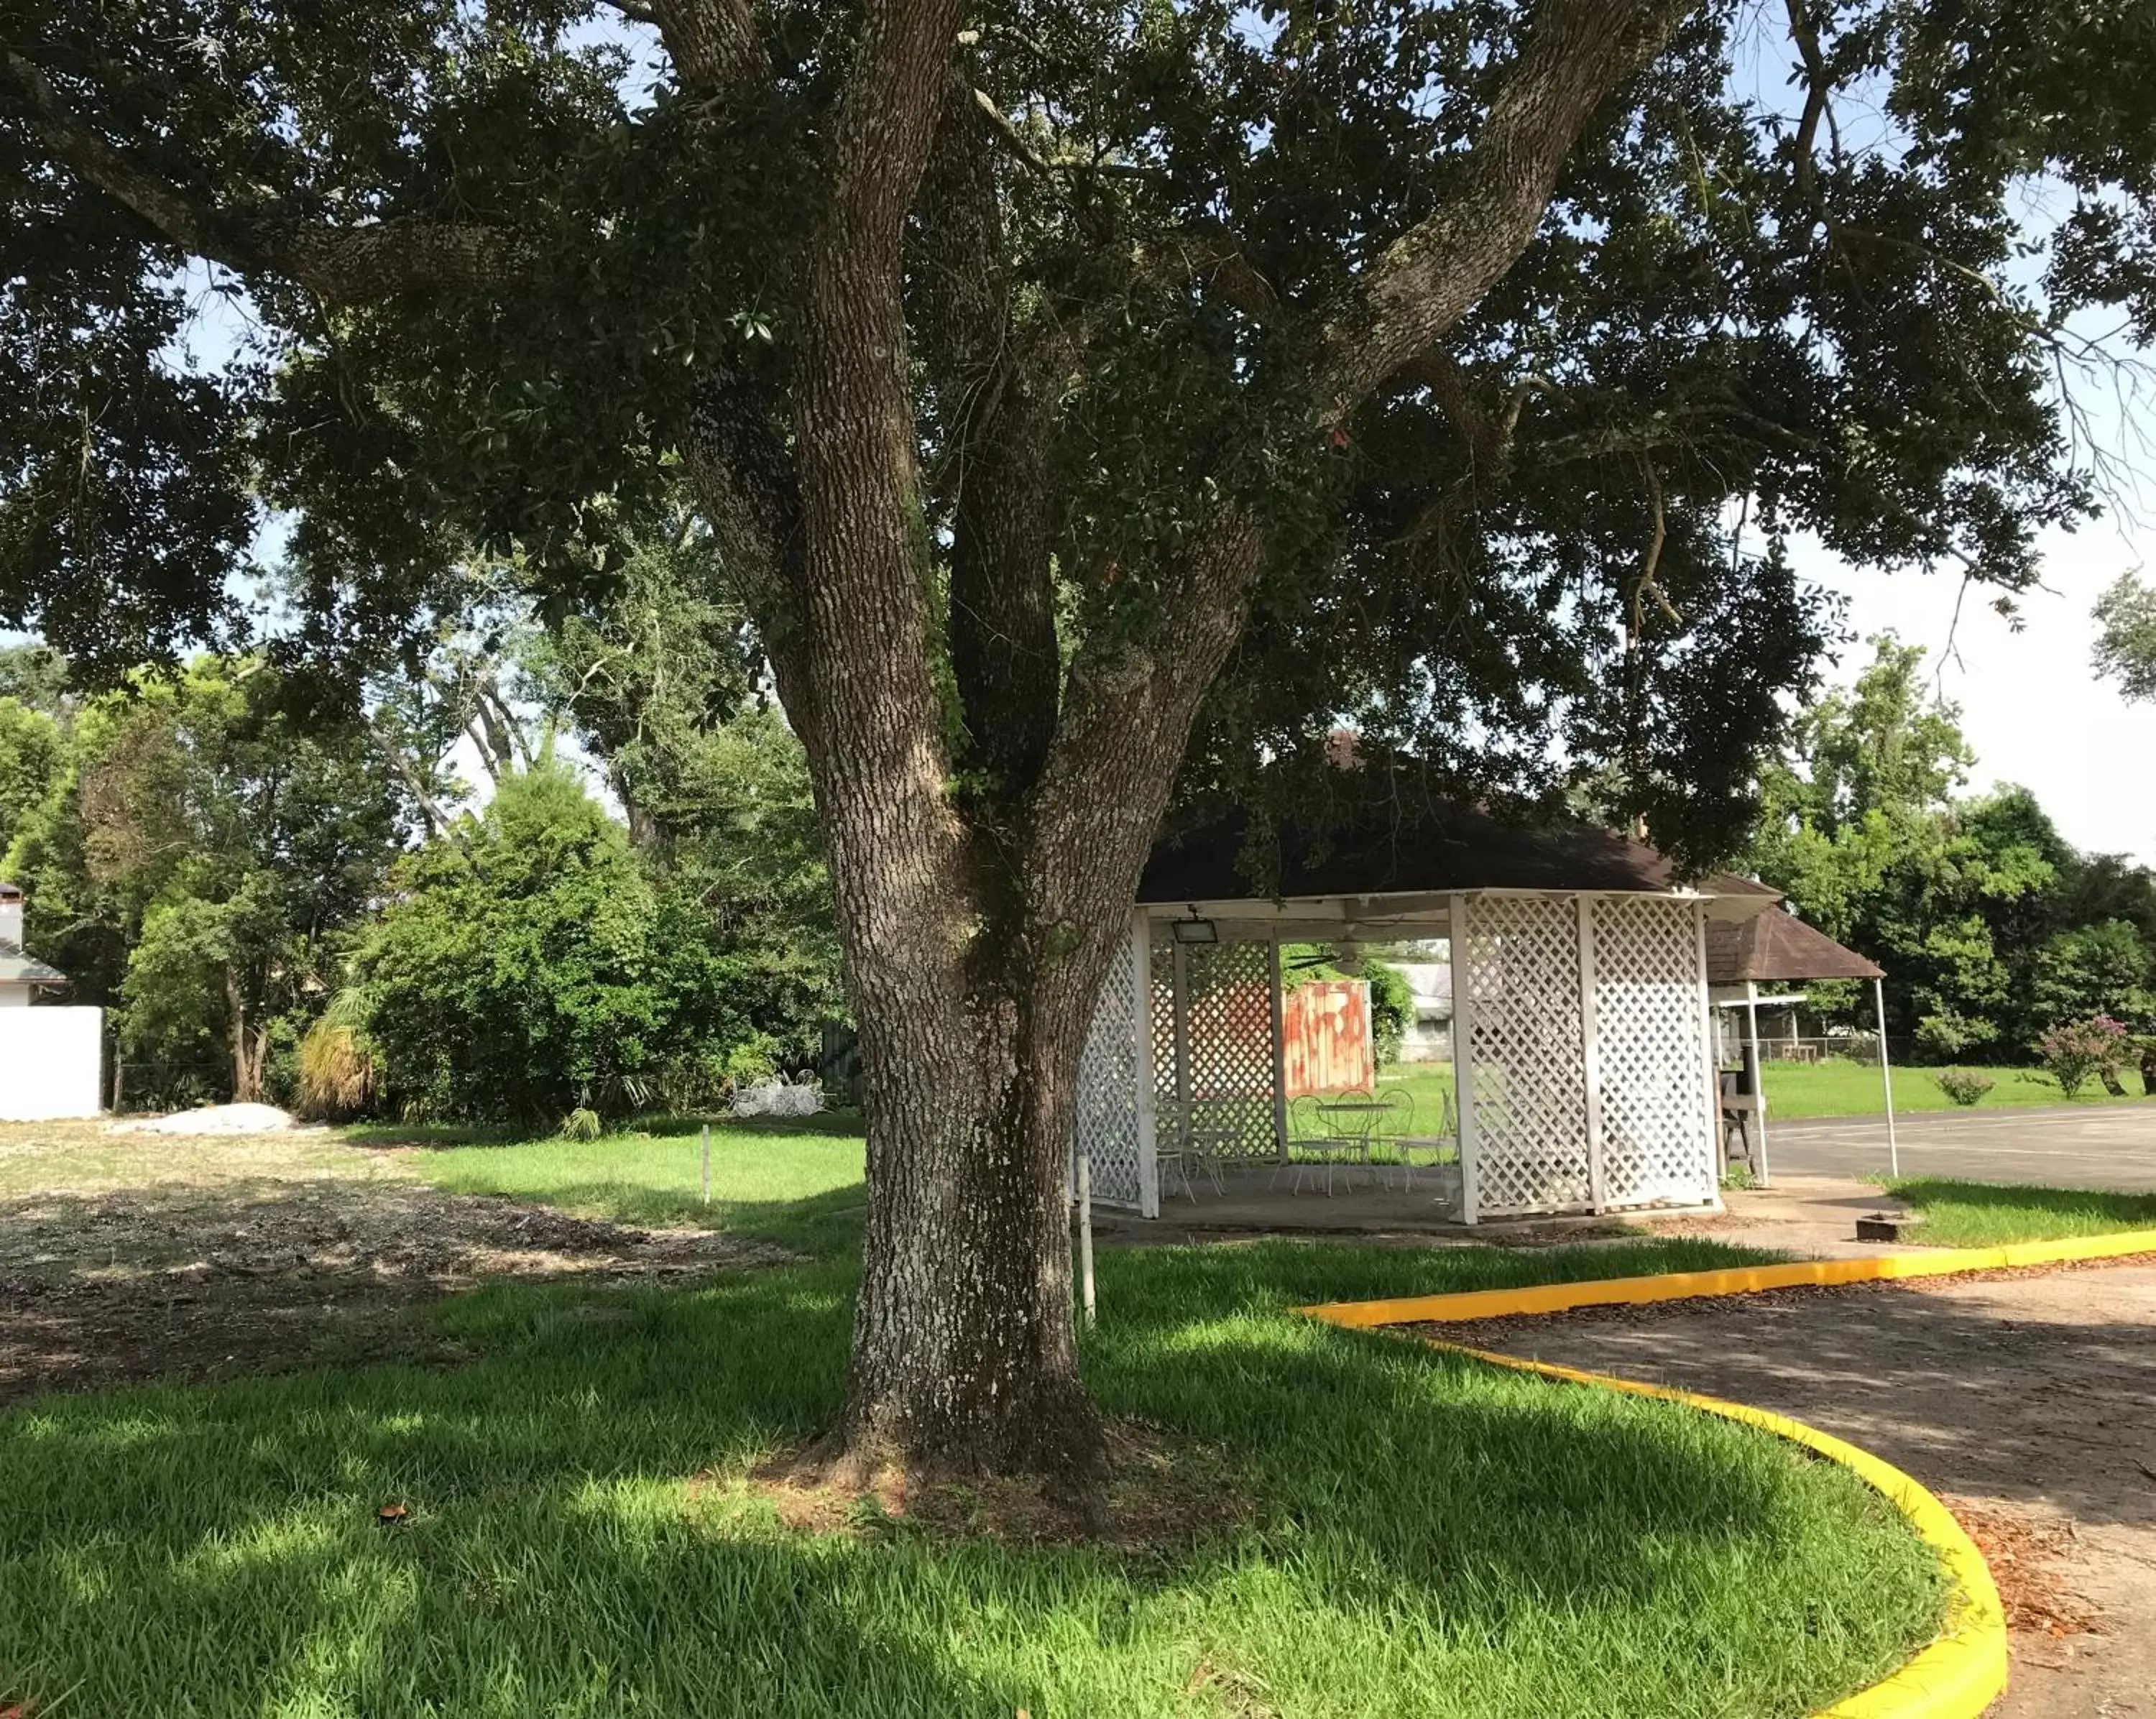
[1283,979,1373,1096]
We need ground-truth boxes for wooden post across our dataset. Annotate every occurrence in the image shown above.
[701,1122,711,1204]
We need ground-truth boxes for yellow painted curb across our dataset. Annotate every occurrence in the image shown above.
[1360,1332,2009,1719]
[1303,1226,2156,1328]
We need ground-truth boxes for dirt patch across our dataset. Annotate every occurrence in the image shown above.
[0,1122,790,1406]
[1403,1261,2156,1718]
[1946,1497,2105,1639]
[714,1421,1253,1552]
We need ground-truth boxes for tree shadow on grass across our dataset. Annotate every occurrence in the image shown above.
[0,1248,1938,1718]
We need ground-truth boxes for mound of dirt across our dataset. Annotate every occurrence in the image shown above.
[119,1103,307,1135]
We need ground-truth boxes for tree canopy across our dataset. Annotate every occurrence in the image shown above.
[5,1,2154,853]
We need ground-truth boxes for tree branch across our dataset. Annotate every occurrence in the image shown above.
[1312,0,1694,421]
[919,81,1061,796]
[646,0,765,96]
[681,372,819,757]
[1782,0,1841,233]
[3,51,533,300]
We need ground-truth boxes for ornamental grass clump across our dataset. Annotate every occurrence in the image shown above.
[2035,1015,2131,1099]
[1931,1069,1995,1107]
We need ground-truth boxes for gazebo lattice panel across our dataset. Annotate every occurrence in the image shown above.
[1075,923,1148,1208]
[1592,897,1713,1206]
[1458,895,1592,1214]
[1155,939,1277,1160]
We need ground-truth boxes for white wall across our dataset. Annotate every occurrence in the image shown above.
[0,1007,103,1120]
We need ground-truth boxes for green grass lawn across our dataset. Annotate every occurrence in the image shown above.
[1754,1059,2151,1120]
[0,1123,1950,1718]
[1883,1176,2156,1248]
[406,1115,871,1256]
[1377,1057,2154,1123]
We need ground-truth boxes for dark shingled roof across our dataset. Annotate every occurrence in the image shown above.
[1136,799,1779,904]
[1705,912,1884,984]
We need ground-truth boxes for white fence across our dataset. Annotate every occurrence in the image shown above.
[0,1006,103,1120]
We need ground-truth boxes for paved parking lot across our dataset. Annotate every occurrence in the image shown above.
[1764,1105,2156,1191]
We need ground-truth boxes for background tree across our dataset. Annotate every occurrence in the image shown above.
[2032,921,2155,1041]
[2093,573,2156,706]
[9,0,2156,1492]
[5,658,410,1102]
[1751,637,2156,1059]
[357,762,671,1123]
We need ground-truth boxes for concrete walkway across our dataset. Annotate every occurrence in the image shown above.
[1762,1105,2156,1190]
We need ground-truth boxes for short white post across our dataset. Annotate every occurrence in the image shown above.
[1744,982,1771,1186]
[1874,975,1899,1178]
[700,1121,711,1204]
[1077,1152,1097,1328]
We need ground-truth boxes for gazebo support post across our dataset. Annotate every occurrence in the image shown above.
[1874,975,1899,1177]
[1132,915,1159,1218]
[1577,897,1606,1212]
[1744,980,1772,1186]
[1268,931,1289,1164]
[1170,939,1192,1167]
[1449,893,1480,1225]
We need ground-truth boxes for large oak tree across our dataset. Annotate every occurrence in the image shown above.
[6,0,2155,1492]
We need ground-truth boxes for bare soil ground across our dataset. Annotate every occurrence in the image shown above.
[0,1120,788,1406]
[1418,1263,2156,1718]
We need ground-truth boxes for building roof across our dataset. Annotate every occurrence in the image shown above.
[1137,797,1779,906]
[1705,911,1884,984]
[0,941,68,987]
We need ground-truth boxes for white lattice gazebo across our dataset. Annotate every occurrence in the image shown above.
[1076,798,1779,1223]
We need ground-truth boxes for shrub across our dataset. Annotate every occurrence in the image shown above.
[1915,1010,1985,1060]
[1931,1069,1994,1107]
[2034,1015,2131,1099]
[356,764,668,1124]
[293,991,376,1120]
[1363,959,1414,1062]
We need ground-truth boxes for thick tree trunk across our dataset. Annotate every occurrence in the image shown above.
[834,927,1105,1487]
[2141,1041,2156,1097]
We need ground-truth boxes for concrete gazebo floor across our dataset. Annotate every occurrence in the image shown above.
[1094,1166,1917,1261]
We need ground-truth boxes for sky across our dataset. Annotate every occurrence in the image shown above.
[1792,502,2156,865]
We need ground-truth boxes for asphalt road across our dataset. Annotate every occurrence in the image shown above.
[1762,1104,2156,1191]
